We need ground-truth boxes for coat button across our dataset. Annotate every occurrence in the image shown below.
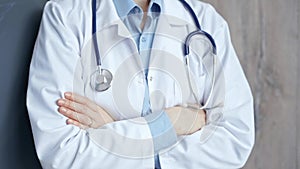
[141,37,146,42]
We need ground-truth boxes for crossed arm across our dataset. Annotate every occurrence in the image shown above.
[56,92,206,136]
[27,2,254,168]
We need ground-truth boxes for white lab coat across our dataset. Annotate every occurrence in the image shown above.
[27,0,255,168]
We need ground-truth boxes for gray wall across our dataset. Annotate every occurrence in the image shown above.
[202,0,300,168]
[0,0,299,168]
[0,0,46,168]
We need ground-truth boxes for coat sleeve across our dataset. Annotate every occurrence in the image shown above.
[158,4,255,169]
[27,1,155,168]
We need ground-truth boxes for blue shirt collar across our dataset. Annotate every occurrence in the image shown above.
[113,0,162,18]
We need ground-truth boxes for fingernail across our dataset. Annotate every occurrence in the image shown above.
[57,100,65,105]
[66,119,73,125]
[61,107,67,112]
[65,92,71,97]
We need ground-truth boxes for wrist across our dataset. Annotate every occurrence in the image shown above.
[165,106,206,135]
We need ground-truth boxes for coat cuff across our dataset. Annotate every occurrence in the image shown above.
[144,111,177,154]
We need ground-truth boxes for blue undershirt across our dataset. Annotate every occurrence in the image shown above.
[113,0,178,168]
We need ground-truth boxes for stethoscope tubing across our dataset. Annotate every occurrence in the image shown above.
[91,0,218,110]
[92,0,101,66]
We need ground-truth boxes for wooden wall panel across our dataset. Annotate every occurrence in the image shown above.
[201,0,300,168]
[297,1,300,168]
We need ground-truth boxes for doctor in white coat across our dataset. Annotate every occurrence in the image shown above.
[27,0,255,168]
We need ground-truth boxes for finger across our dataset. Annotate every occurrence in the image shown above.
[57,99,93,117]
[58,106,94,127]
[64,92,90,105]
[66,119,89,130]
[64,92,100,112]
[64,92,115,122]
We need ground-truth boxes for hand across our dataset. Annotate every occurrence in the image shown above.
[57,92,114,129]
[165,105,206,135]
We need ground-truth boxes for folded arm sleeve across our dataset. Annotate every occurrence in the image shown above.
[158,4,255,169]
[27,2,154,168]
[145,111,178,153]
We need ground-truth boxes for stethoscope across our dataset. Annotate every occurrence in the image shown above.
[90,0,217,110]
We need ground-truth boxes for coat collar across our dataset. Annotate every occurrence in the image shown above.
[162,0,192,26]
[97,0,191,38]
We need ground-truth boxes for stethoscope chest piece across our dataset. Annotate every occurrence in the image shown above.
[90,0,217,96]
[90,67,113,92]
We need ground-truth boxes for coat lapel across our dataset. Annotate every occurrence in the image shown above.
[148,0,200,109]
